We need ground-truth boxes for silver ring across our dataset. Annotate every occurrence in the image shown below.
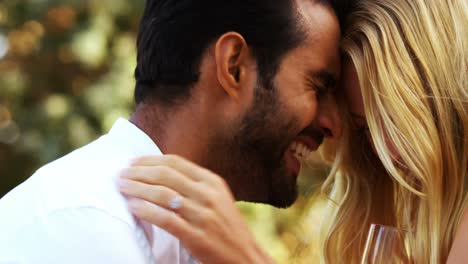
[168,196,183,210]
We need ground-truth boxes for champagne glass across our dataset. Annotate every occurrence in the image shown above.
[361,224,413,264]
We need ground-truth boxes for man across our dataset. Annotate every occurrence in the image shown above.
[0,0,351,263]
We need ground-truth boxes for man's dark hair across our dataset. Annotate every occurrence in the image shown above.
[322,0,357,31]
[134,0,356,105]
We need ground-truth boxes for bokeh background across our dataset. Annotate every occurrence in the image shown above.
[0,1,329,262]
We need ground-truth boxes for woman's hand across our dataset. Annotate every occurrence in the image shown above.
[118,155,275,264]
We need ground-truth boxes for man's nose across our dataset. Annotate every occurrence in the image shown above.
[315,93,342,139]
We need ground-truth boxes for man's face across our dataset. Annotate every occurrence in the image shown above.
[206,2,342,207]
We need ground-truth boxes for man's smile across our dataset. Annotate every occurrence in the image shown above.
[284,134,323,176]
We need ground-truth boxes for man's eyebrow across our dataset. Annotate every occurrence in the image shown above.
[309,70,338,89]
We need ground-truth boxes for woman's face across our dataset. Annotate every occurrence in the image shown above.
[342,60,402,164]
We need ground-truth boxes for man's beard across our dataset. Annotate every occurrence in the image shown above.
[204,84,301,208]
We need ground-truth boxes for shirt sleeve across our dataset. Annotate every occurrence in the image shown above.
[1,207,154,264]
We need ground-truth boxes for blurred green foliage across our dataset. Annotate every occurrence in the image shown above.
[0,0,142,194]
[0,1,327,262]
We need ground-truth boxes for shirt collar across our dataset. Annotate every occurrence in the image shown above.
[107,117,163,157]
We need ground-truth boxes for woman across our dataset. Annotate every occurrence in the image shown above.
[119,0,467,263]
[319,0,467,263]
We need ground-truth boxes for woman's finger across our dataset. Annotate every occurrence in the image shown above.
[129,155,235,207]
[118,179,203,221]
[131,155,224,186]
[127,198,199,243]
[131,155,200,180]
[118,179,176,202]
[119,166,202,199]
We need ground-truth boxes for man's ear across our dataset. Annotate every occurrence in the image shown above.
[214,32,255,101]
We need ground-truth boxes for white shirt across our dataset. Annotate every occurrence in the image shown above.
[0,118,197,264]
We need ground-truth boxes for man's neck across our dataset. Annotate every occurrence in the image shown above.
[130,102,214,166]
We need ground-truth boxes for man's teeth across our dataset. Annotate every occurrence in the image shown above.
[289,141,312,160]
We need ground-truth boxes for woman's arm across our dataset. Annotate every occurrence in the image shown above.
[118,155,276,264]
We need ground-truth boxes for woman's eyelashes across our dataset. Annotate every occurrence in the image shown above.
[351,115,370,135]
[359,124,370,136]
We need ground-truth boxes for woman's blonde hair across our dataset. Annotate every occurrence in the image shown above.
[319,0,467,263]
